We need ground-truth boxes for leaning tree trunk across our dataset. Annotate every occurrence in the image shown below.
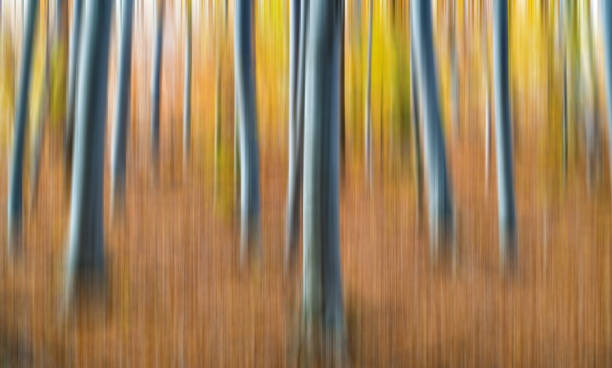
[411,0,454,256]
[601,0,612,201]
[183,0,192,165]
[302,0,344,356]
[7,0,39,251]
[285,0,309,267]
[235,0,261,264]
[110,0,134,218]
[64,0,83,179]
[364,0,373,187]
[150,0,165,173]
[493,0,517,266]
[65,0,112,299]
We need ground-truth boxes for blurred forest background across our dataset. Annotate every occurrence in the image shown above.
[1,0,612,366]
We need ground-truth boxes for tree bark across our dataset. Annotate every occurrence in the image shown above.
[7,0,39,251]
[65,0,112,298]
[150,0,165,173]
[493,0,517,265]
[235,0,262,263]
[302,0,344,353]
[411,0,454,255]
[110,0,134,219]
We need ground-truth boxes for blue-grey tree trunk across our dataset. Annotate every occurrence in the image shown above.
[409,30,423,212]
[364,0,373,187]
[302,0,344,351]
[235,0,261,263]
[64,0,83,177]
[65,0,112,298]
[7,0,39,251]
[285,0,309,267]
[150,0,165,173]
[410,0,454,255]
[111,0,134,219]
[183,0,192,165]
[493,0,517,265]
[601,1,612,201]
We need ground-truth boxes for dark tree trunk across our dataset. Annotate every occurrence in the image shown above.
[150,0,165,173]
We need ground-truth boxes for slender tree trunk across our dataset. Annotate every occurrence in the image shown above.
[235,0,261,263]
[584,0,600,189]
[65,0,112,299]
[7,0,39,251]
[601,1,612,200]
[64,0,83,180]
[302,0,344,354]
[411,0,454,255]
[364,0,373,187]
[450,0,459,138]
[30,0,51,211]
[150,0,165,173]
[183,0,192,165]
[493,0,517,265]
[409,27,423,212]
[110,0,134,219]
[481,2,492,192]
[285,0,309,267]
[339,0,346,182]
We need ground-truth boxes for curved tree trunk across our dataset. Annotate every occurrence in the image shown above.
[493,0,517,265]
[302,0,344,355]
[285,0,309,267]
[110,0,134,219]
[235,0,261,264]
[7,0,39,251]
[183,0,192,165]
[150,0,165,174]
[410,0,454,255]
[64,0,83,180]
[65,0,112,299]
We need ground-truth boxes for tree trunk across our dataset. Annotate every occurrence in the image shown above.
[302,0,344,355]
[411,0,454,256]
[29,0,51,211]
[450,0,459,139]
[150,0,165,173]
[493,0,517,265]
[339,0,346,182]
[64,0,83,180]
[235,0,261,264]
[285,0,309,267]
[65,0,112,299]
[110,0,134,219]
[601,1,612,201]
[409,26,423,213]
[183,0,192,165]
[7,0,39,251]
[364,0,373,187]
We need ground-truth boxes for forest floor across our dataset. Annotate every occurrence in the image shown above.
[1,105,612,367]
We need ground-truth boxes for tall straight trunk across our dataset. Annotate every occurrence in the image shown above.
[411,0,454,254]
[7,0,39,250]
[183,0,192,164]
[302,0,344,350]
[601,1,612,200]
[584,0,600,188]
[339,0,345,181]
[409,28,423,212]
[285,0,309,266]
[481,2,492,192]
[285,0,302,267]
[64,0,83,177]
[150,0,165,172]
[29,0,51,211]
[234,79,240,210]
[235,0,261,263]
[65,0,112,297]
[110,0,134,218]
[450,0,459,138]
[493,0,516,265]
[364,0,373,187]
